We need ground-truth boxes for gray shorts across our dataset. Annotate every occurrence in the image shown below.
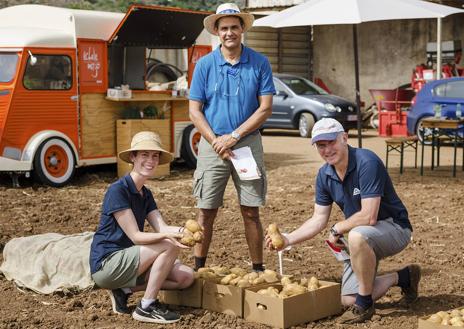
[341,218,411,296]
[193,131,267,209]
[91,246,145,289]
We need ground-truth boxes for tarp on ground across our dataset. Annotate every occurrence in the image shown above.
[0,232,95,294]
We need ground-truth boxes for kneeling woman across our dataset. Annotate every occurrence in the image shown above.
[89,131,193,324]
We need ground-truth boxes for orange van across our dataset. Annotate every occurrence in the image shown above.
[0,4,211,186]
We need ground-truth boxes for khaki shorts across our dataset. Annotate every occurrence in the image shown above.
[193,131,267,209]
[341,218,411,295]
[91,246,145,289]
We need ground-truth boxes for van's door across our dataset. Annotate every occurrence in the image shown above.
[6,49,79,154]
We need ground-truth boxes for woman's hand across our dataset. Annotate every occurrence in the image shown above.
[163,233,190,249]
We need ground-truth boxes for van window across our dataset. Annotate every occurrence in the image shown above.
[0,53,18,83]
[23,55,72,90]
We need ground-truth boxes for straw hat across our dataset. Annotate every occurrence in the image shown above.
[203,3,254,35]
[118,131,173,165]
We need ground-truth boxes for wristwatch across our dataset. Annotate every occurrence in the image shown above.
[231,130,241,140]
[330,225,340,237]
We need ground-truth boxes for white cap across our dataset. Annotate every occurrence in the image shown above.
[311,118,345,144]
[203,3,254,35]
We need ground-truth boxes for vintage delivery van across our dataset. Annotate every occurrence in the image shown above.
[0,4,211,186]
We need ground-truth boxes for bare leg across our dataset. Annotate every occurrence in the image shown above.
[194,208,218,258]
[131,262,194,292]
[138,240,179,300]
[240,206,263,264]
[348,231,376,296]
[341,272,399,306]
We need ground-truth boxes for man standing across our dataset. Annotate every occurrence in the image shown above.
[266,118,420,324]
[189,3,275,272]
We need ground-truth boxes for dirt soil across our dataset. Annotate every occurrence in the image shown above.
[1,129,463,329]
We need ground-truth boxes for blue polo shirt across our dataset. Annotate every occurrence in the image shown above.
[89,175,157,274]
[189,45,275,135]
[315,146,412,230]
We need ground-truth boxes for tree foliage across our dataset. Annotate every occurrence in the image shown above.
[1,0,246,12]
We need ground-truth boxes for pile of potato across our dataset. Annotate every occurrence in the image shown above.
[195,266,280,288]
[426,309,464,326]
[180,220,204,247]
[256,276,321,298]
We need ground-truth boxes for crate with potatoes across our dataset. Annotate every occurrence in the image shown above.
[243,273,341,329]
[198,266,281,317]
[418,307,464,328]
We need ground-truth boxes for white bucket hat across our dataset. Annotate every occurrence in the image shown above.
[311,118,345,144]
[118,131,173,165]
[203,3,254,35]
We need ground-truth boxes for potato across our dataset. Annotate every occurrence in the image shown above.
[200,271,218,281]
[282,283,307,297]
[252,277,265,285]
[193,231,204,243]
[300,277,308,286]
[210,265,230,275]
[451,317,463,325]
[437,311,449,319]
[220,273,237,285]
[230,267,247,277]
[307,276,319,290]
[229,277,241,286]
[267,223,285,249]
[428,314,443,323]
[180,234,196,247]
[197,267,213,274]
[452,320,464,326]
[243,272,259,281]
[185,219,202,233]
[281,276,292,286]
[450,310,462,318]
[307,283,319,291]
[237,279,251,288]
[261,271,279,283]
[257,304,266,310]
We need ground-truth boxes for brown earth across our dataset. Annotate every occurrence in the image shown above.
[1,129,463,329]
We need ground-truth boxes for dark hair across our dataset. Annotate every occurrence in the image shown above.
[215,15,244,30]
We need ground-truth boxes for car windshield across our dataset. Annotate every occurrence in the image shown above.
[279,77,328,96]
[0,52,18,83]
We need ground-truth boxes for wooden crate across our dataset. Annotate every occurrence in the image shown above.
[116,119,171,178]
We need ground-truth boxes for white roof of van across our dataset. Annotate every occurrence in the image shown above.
[0,5,124,48]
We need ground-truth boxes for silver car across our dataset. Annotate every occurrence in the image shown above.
[262,73,358,137]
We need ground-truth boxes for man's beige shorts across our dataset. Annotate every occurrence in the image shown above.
[193,131,267,209]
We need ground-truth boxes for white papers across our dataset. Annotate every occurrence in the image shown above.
[230,146,261,180]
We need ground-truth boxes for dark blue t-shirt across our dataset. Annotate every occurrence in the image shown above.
[315,146,412,230]
[89,175,157,274]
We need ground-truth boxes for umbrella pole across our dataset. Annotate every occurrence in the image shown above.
[353,25,362,148]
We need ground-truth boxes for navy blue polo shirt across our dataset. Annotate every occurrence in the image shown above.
[189,44,275,135]
[89,175,157,274]
[315,146,412,230]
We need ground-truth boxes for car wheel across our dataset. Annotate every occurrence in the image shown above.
[181,125,201,169]
[298,113,315,138]
[33,138,76,187]
[416,117,433,144]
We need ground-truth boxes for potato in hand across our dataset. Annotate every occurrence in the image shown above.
[267,223,285,249]
[179,219,204,247]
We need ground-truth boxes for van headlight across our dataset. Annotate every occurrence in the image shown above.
[324,103,337,112]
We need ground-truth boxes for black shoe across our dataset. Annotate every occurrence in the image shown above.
[132,300,180,324]
[401,264,421,304]
[108,289,130,314]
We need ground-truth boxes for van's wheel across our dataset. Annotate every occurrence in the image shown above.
[298,113,315,138]
[181,125,201,169]
[33,138,76,187]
